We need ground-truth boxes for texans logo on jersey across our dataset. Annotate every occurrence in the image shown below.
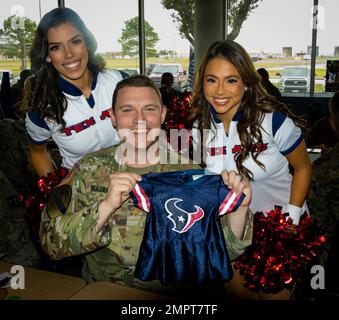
[165,198,204,233]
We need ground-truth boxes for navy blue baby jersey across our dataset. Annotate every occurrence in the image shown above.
[130,169,245,286]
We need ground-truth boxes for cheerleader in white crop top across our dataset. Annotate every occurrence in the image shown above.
[24,8,125,176]
[190,40,312,300]
[190,40,311,227]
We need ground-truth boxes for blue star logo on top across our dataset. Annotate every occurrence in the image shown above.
[165,198,204,233]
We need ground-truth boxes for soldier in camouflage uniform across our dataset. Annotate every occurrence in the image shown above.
[308,91,339,266]
[40,75,253,297]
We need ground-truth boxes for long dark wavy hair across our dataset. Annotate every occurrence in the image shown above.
[27,7,105,128]
[190,40,304,180]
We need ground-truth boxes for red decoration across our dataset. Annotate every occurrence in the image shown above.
[164,91,192,153]
[22,167,69,245]
[234,207,326,293]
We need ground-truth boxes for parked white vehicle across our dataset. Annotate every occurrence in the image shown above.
[149,63,187,91]
[278,67,310,93]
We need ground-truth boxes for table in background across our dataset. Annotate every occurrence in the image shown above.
[0,261,86,300]
[69,281,169,300]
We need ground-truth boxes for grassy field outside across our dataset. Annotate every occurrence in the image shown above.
[0,60,26,76]
[0,56,330,92]
[1,56,333,75]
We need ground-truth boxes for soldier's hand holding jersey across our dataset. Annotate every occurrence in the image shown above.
[97,172,142,231]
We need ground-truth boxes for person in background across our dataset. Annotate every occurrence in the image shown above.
[305,91,339,152]
[0,169,40,268]
[257,67,282,101]
[24,7,125,177]
[159,72,180,109]
[40,75,253,298]
[10,69,33,105]
[0,71,15,119]
[0,98,3,119]
[308,91,339,288]
[190,40,312,299]
[10,69,33,119]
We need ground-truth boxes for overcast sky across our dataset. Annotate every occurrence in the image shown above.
[0,0,337,56]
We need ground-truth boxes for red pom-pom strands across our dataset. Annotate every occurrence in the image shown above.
[22,167,69,245]
[234,207,326,293]
[24,167,69,209]
[35,167,69,196]
[164,91,192,154]
[166,91,192,131]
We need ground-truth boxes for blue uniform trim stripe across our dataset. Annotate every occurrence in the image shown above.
[86,94,95,108]
[210,107,222,124]
[27,133,47,145]
[232,110,243,121]
[210,108,243,124]
[130,191,138,207]
[281,133,304,155]
[57,74,82,96]
[272,112,286,137]
[91,72,98,90]
[232,193,245,211]
[28,111,50,130]
[119,70,129,79]
[57,72,98,96]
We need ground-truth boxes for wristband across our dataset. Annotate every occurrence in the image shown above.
[283,204,303,226]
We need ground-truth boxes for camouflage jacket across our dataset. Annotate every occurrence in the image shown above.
[308,143,339,242]
[40,144,253,293]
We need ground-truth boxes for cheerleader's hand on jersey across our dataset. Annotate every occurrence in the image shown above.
[221,170,251,207]
[97,172,142,231]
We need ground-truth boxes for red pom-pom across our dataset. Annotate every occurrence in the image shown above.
[165,92,192,130]
[234,207,326,293]
[24,166,69,210]
[21,167,69,245]
[164,91,192,153]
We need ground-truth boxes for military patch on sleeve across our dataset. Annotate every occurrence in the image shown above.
[46,185,72,219]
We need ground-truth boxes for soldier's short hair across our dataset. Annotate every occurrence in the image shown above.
[112,75,163,113]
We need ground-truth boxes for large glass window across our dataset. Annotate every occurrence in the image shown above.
[0,1,56,25]
[65,0,190,83]
[234,0,313,96]
[0,1,57,76]
[144,0,191,90]
[317,0,338,96]
[65,0,139,74]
